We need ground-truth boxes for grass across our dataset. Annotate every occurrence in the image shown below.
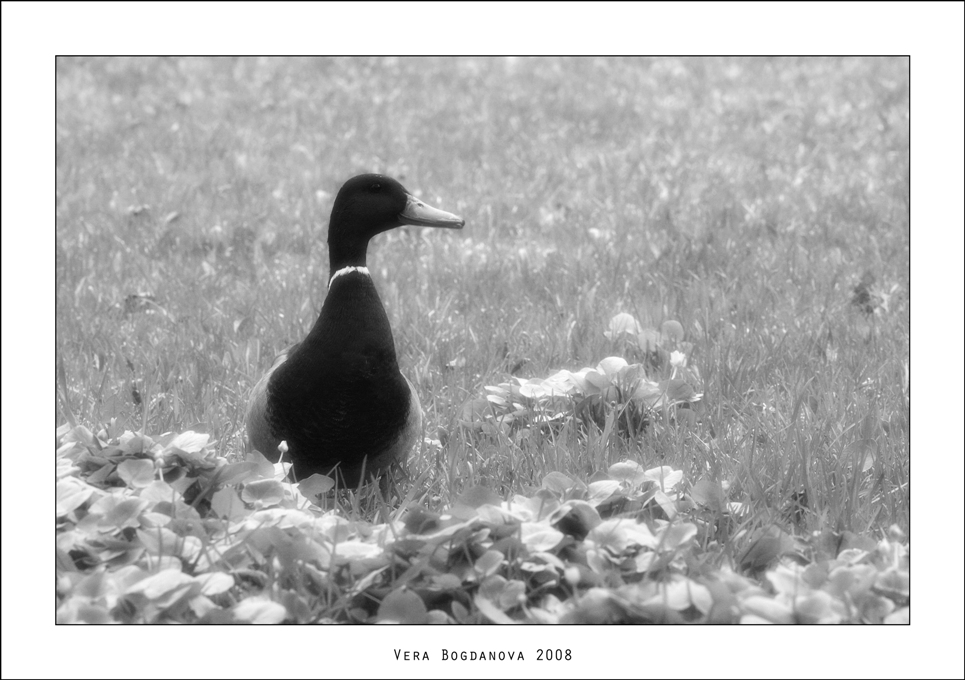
[56,57,909,574]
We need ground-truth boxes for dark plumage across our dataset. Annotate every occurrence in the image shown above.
[245,174,464,486]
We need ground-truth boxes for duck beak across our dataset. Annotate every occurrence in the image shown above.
[400,194,465,229]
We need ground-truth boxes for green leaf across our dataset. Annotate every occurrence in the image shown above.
[297,473,335,501]
[125,569,199,609]
[659,522,697,550]
[197,572,235,596]
[241,479,285,506]
[138,480,181,504]
[117,459,156,488]
[210,487,245,519]
[740,527,796,572]
[690,477,725,512]
[233,598,287,624]
[644,465,684,491]
[474,594,517,624]
[605,313,642,340]
[214,461,262,486]
[541,471,576,494]
[520,523,564,552]
[550,500,600,539]
[102,498,150,529]
[166,431,210,453]
[649,577,712,612]
[57,477,96,516]
[587,480,621,505]
[474,550,504,578]
[661,320,684,343]
[741,596,794,624]
[608,460,646,485]
[377,588,428,624]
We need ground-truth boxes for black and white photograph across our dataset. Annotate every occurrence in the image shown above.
[3,2,963,679]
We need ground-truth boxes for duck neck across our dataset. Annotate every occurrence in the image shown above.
[327,235,370,275]
[328,233,370,285]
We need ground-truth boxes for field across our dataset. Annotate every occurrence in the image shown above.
[55,57,910,624]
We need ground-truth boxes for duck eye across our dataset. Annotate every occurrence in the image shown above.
[371,183,381,192]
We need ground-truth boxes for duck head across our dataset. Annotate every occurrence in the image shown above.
[327,173,464,272]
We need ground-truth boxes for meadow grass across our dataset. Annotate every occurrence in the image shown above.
[56,57,909,538]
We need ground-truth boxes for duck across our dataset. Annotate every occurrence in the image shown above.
[245,173,464,486]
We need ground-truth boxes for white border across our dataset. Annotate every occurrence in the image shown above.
[4,2,962,679]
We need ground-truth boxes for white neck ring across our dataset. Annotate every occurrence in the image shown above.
[329,265,370,286]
